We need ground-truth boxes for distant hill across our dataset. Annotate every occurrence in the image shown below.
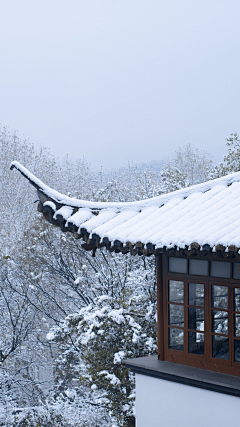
[134,159,164,171]
[106,159,164,174]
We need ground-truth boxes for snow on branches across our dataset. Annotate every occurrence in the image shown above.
[50,292,157,427]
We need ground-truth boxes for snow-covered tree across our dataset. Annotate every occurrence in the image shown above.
[161,143,213,192]
[212,133,240,177]
[50,272,157,427]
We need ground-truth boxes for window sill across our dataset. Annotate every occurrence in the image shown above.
[123,355,240,398]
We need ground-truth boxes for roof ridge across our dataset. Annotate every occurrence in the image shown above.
[10,161,240,210]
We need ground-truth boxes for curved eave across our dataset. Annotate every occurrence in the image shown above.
[10,161,240,259]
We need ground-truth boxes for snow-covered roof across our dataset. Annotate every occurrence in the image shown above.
[10,161,240,256]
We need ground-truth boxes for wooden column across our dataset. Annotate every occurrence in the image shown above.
[156,254,164,360]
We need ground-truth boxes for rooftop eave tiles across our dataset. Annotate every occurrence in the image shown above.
[10,161,240,257]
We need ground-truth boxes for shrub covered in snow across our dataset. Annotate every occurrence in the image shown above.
[51,292,157,427]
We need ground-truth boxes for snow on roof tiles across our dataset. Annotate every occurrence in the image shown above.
[10,161,240,255]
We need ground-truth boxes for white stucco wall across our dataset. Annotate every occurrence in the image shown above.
[135,373,240,427]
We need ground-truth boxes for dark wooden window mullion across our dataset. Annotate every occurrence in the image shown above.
[211,332,229,338]
[184,280,188,357]
[210,283,213,361]
[157,254,164,360]
[164,271,168,356]
[205,281,210,363]
[168,301,184,306]
[229,286,234,366]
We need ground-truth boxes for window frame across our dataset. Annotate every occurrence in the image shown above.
[161,255,240,376]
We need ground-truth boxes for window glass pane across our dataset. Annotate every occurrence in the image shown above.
[189,259,208,276]
[189,332,204,355]
[212,335,229,360]
[189,283,204,306]
[212,310,228,335]
[169,327,184,351]
[234,288,240,312]
[233,263,240,280]
[212,285,228,309]
[169,257,187,274]
[169,304,184,327]
[234,340,240,363]
[169,280,184,303]
[235,313,240,337]
[189,307,204,331]
[210,261,231,278]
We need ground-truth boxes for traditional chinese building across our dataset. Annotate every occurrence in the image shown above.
[11,161,240,427]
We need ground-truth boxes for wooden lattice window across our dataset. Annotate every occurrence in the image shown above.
[159,256,240,376]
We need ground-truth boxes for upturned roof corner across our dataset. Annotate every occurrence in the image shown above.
[10,160,240,258]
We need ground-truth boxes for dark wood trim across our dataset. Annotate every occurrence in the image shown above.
[156,254,164,360]
[162,255,169,359]
[229,286,234,367]
[184,277,188,358]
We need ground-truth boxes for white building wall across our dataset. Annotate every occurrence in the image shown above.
[135,373,240,427]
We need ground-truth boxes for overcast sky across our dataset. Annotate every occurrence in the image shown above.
[1,0,240,169]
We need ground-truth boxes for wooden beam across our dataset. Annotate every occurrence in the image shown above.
[156,254,164,361]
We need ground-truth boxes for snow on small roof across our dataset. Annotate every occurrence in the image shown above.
[10,161,240,256]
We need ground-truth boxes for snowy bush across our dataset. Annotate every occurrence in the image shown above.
[50,291,157,427]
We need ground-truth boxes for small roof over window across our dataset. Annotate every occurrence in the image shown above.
[10,161,240,256]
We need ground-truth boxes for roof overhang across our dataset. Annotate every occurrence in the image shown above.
[10,161,240,259]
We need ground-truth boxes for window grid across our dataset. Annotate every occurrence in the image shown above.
[163,256,240,375]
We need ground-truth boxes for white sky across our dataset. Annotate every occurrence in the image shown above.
[1,0,240,169]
